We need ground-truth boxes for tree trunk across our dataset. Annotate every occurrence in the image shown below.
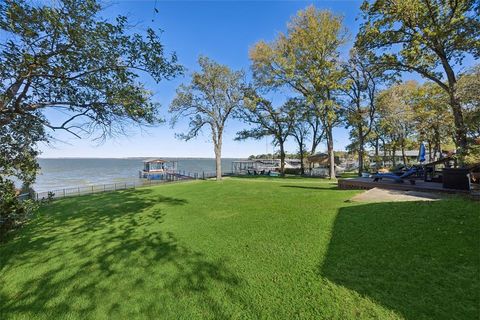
[374,137,380,170]
[392,145,397,167]
[428,140,433,162]
[442,61,468,163]
[381,139,387,167]
[434,129,441,161]
[214,133,223,181]
[279,141,286,175]
[326,126,335,179]
[214,145,222,180]
[449,90,468,165]
[358,126,364,177]
[299,144,305,175]
[401,143,407,166]
[294,133,306,175]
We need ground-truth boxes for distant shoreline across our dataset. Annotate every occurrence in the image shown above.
[38,157,247,160]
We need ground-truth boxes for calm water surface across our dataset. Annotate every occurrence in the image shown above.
[35,158,242,192]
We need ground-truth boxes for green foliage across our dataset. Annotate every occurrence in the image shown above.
[285,98,311,174]
[236,90,296,173]
[464,144,480,165]
[0,0,182,234]
[376,81,418,162]
[249,6,348,176]
[0,179,478,318]
[356,0,480,156]
[457,65,480,139]
[0,177,37,240]
[411,82,455,155]
[341,49,393,174]
[0,0,182,137]
[170,56,244,180]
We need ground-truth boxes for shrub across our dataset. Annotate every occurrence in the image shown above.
[0,178,38,241]
[284,168,303,175]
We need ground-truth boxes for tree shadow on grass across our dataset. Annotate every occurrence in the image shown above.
[280,183,351,191]
[0,188,253,319]
[320,200,480,319]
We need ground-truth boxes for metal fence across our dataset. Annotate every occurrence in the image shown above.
[33,170,230,201]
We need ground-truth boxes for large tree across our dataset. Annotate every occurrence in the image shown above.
[236,90,295,174]
[377,81,418,165]
[249,6,348,178]
[356,0,480,161]
[456,65,480,139]
[170,56,245,180]
[286,99,311,175]
[0,0,182,236]
[412,82,454,161]
[341,49,391,175]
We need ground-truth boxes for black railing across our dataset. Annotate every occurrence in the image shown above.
[33,170,232,201]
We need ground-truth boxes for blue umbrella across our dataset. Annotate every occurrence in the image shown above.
[418,143,426,163]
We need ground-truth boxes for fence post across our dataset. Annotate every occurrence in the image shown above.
[92,185,94,193]
[114,183,116,191]
[63,188,66,197]
[104,184,106,192]
[78,186,80,195]
[125,183,127,189]
[203,171,205,179]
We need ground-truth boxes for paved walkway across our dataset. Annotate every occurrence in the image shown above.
[351,187,443,202]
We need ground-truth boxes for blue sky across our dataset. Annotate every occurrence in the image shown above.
[40,1,385,158]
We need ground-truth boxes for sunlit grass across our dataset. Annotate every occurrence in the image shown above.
[1,178,478,319]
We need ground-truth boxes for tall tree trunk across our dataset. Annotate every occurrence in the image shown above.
[441,60,468,162]
[358,126,364,177]
[428,140,433,162]
[374,137,380,170]
[294,133,306,175]
[299,143,305,175]
[310,129,318,155]
[392,145,397,167]
[450,97,468,156]
[401,143,407,165]
[279,141,286,175]
[434,128,441,160]
[214,132,223,181]
[326,126,335,179]
[382,140,387,167]
[214,145,222,180]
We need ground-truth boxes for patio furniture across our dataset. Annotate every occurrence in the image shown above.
[372,167,418,185]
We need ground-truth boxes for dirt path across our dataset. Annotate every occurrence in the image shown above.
[351,187,443,202]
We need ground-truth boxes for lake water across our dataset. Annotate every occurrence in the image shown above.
[35,158,243,192]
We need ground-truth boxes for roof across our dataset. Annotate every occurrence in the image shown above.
[367,150,423,157]
[143,159,167,163]
[307,153,328,164]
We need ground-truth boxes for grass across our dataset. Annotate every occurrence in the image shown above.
[1,177,478,319]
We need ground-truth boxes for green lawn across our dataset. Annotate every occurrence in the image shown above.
[1,178,478,319]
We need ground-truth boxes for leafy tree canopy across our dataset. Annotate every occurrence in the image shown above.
[170,56,244,180]
[0,0,182,237]
[356,0,480,157]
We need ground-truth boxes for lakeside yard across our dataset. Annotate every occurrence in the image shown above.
[1,177,478,319]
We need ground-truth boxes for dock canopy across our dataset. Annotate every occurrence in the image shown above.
[143,159,175,172]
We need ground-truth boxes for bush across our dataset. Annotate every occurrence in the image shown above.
[465,144,480,166]
[284,168,303,175]
[0,178,38,241]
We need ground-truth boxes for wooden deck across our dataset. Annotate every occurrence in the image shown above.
[338,177,472,194]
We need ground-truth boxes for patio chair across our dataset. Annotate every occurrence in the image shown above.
[372,167,418,185]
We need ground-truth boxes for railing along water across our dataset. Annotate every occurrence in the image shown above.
[33,170,231,201]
